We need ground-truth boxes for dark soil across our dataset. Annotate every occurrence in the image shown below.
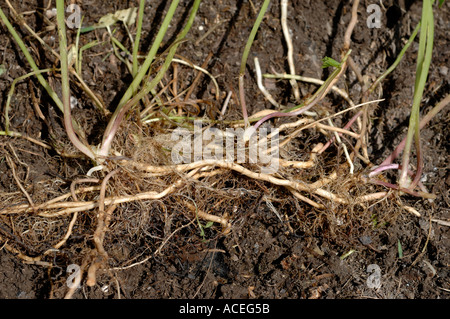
[0,0,449,300]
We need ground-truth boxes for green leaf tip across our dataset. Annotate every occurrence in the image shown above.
[321,57,341,69]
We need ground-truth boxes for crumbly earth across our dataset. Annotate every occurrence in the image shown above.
[0,0,448,299]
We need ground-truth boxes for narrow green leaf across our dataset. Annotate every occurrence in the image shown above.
[204,221,214,228]
[397,239,403,258]
[321,56,341,68]
[199,226,205,238]
[0,63,6,76]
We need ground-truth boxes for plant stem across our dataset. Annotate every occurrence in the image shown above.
[380,93,450,168]
[4,69,52,134]
[239,0,271,128]
[252,49,351,130]
[363,23,420,100]
[399,0,434,188]
[0,7,63,112]
[119,0,180,110]
[99,0,180,153]
[0,5,88,138]
[99,0,201,158]
[132,0,146,78]
[56,0,96,161]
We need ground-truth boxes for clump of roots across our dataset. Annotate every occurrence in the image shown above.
[1,114,411,298]
[0,1,433,298]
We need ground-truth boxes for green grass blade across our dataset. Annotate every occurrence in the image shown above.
[239,0,271,76]
[100,0,180,149]
[117,0,180,110]
[364,23,420,99]
[397,239,403,258]
[0,7,63,112]
[239,0,271,127]
[399,0,434,188]
[132,0,146,77]
[56,0,96,160]
[99,0,201,157]
[4,69,52,134]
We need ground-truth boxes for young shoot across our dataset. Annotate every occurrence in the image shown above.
[244,50,351,141]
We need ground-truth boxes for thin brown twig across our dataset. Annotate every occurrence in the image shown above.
[1,131,52,149]
[5,154,35,210]
[183,52,213,102]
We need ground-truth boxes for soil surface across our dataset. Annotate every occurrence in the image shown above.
[0,0,449,300]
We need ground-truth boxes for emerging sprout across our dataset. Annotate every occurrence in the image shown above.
[321,56,341,69]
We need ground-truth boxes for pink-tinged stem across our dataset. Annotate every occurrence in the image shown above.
[253,50,351,131]
[57,0,96,161]
[368,163,399,178]
[98,93,138,158]
[377,94,449,193]
[368,164,431,198]
[369,178,436,199]
[319,110,362,154]
[252,94,322,130]
[239,75,250,128]
[380,94,450,167]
